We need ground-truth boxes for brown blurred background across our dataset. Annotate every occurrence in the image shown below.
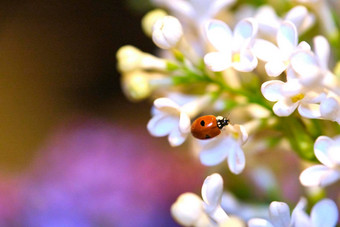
[0,0,155,173]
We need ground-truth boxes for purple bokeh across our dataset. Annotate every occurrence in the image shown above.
[1,115,204,226]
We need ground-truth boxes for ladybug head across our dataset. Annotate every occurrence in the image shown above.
[216,116,229,129]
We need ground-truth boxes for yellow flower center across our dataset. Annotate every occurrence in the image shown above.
[232,53,241,63]
[231,131,239,140]
[291,93,305,103]
[283,60,290,67]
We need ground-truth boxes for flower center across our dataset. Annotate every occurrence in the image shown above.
[283,60,290,67]
[291,93,305,103]
[232,53,241,63]
[231,131,239,140]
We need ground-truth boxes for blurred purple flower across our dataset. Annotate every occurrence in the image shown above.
[11,115,204,227]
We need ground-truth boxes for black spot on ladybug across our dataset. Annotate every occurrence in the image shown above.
[205,134,211,139]
[200,120,205,126]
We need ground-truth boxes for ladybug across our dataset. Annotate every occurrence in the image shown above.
[191,115,229,140]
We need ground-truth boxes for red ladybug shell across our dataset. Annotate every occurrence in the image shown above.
[191,115,220,140]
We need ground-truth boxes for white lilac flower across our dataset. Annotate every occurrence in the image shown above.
[171,173,234,226]
[204,18,258,72]
[152,15,184,49]
[151,0,235,27]
[296,0,338,37]
[287,36,340,121]
[116,45,168,73]
[248,198,339,227]
[261,78,324,117]
[289,35,334,87]
[301,91,340,123]
[253,5,314,38]
[253,21,310,77]
[299,135,340,187]
[147,95,211,146]
[149,0,236,60]
[196,124,248,174]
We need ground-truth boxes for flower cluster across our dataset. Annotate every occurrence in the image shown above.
[117,0,340,226]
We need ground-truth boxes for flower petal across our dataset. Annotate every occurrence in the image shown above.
[313,35,330,70]
[320,97,340,122]
[293,197,307,211]
[204,51,231,72]
[311,199,339,227]
[227,145,245,174]
[232,49,258,72]
[290,205,311,227]
[253,39,280,62]
[161,0,192,21]
[255,5,279,36]
[154,97,180,111]
[199,138,230,166]
[286,66,298,80]
[265,59,286,77]
[290,197,309,227]
[304,91,326,103]
[314,136,335,167]
[248,218,274,227]
[229,124,248,145]
[290,51,321,85]
[179,112,191,134]
[298,103,321,119]
[273,98,298,116]
[232,18,258,50]
[290,51,319,74]
[329,138,340,165]
[269,202,290,227]
[297,41,311,51]
[261,80,285,102]
[201,173,224,212]
[277,21,297,59]
[281,79,303,96]
[299,165,340,187]
[208,0,236,18]
[167,93,198,106]
[205,19,232,51]
[147,114,177,136]
[168,127,187,147]
[284,6,308,31]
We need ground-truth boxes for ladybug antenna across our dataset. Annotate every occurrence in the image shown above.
[226,112,231,124]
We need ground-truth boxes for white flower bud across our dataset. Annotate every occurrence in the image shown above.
[116,45,167,73]
[117,45,141,72]
[152,16,183,49]
[171,193,205,226]
[121,70,151,101]
[141,9,167,37]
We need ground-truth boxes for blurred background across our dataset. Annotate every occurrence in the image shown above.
[0,1,204,226]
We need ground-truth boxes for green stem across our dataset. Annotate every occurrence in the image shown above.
[280,117,316,161]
